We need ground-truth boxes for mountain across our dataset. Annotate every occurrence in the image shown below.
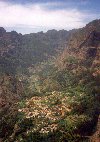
[0,20,100,142]
[57,20,100,78]
[0,28,22,74]
[0,28,74,75]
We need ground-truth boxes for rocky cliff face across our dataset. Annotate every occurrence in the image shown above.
[57,20,100,72]
[55,20,100,141]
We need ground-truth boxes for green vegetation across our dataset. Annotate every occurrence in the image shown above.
[0,25,100,141]
[2,81,99,142]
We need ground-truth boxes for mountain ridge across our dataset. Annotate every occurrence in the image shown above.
[0,19,100,142]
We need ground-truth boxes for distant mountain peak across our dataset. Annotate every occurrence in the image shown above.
[0,27,6,35]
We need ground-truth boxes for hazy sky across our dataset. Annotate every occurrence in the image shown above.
[0,0,100,34]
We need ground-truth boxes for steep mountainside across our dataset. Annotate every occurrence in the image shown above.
[55,20,100,141]
[57,20,100,76]
[0,20,100,142]
[0,28,74,75]
[0,28,22,74]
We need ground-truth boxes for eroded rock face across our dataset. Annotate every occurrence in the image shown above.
[56,20,100,71]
